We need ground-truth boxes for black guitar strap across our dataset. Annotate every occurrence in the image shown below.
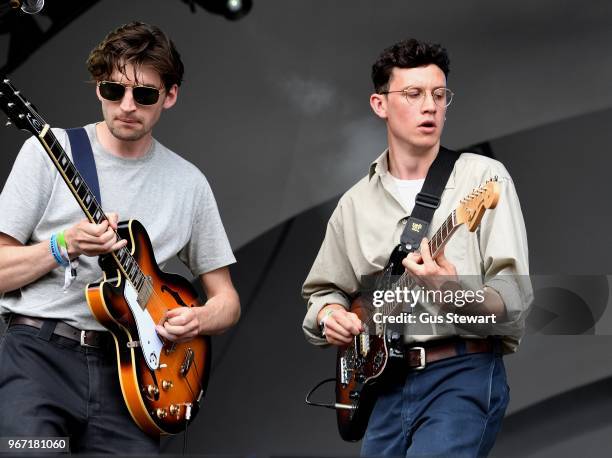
[399,146,460,253]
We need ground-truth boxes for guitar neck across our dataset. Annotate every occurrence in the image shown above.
[0,79,153,307]
[38,125,106,225]
[35,125,151,302]
[428,210,458,259]
[378,210,459,319]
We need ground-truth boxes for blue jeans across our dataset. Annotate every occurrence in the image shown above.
[361,350,509,457]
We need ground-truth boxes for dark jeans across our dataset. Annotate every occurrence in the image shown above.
[361,351,509,457]
[0,323,159,454]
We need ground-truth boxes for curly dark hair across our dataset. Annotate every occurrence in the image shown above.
[372,39,450,93]
[87,22,184,90]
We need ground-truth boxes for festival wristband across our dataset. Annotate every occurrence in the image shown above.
[49,234,69,267]
[56,230,67,250]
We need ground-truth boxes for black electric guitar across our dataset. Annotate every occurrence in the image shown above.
[335,180,500,441]
[0,77,210,436]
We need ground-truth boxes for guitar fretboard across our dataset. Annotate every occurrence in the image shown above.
[376,210,459,320]
[41,128,153,307]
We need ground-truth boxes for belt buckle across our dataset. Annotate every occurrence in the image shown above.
[412,346,426,370]
[80,330,97,348]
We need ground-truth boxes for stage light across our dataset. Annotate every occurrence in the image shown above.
[183,0,252,21]
[8,0,45,14]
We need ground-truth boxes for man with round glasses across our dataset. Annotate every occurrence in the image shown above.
[302,38,531,456]
[0,22,240,453]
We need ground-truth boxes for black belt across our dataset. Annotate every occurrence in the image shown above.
[8,314,111,348]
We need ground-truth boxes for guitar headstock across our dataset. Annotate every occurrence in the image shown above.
[0,77,46,136]
[455,178,500,232]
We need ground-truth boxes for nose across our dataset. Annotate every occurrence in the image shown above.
[119,87,137,112]
[421,91,437,113]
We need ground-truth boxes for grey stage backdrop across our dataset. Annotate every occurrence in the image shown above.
[1,0,612,456]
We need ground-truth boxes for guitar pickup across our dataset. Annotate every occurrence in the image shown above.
[180,348,194,376]
[359,326,370,357]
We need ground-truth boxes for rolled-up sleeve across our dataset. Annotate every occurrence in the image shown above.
[302,204,359,346]
[479,169,533,328]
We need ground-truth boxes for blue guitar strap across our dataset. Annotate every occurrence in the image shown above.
[62,127,101,290]
[65,127,102,205]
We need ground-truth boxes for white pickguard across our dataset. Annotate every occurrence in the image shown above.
[124,281,163,370]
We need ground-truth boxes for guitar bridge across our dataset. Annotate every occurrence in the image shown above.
[340,356,349,385]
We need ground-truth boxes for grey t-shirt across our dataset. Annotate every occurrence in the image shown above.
[0,123,236,330]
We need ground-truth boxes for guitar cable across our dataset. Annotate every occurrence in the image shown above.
[305,378,339,409]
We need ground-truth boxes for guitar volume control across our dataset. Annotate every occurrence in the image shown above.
[146,385,159,397]
[162,380,173,390]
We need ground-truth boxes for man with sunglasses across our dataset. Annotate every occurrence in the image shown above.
[302,39,531,456]
[0,22,240,453]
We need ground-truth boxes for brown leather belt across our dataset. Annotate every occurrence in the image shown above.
[8,314,111,348]
[405,338,495,370]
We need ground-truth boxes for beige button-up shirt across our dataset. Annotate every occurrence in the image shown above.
[302,149,532,353]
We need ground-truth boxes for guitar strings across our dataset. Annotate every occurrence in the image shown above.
[360,211,457,331]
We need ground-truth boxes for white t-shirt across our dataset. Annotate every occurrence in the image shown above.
[390,175,425,214]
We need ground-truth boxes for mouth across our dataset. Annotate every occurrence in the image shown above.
[417,120,437,133]
[116,117,139,125]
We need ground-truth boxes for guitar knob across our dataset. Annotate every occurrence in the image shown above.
[162,380,173,390]
[156,408,168,419]
[169,404,181,416]
[357,374,366,383]
[146,385,159,397]
[349,391,360,400]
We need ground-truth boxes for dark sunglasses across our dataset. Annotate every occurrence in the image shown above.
[98,81,163,106]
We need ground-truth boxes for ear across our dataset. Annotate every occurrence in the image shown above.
[162,84,179,109]
[370,92,388,120]
[95,83,103,102]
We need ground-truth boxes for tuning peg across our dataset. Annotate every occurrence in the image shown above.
[5,120,12,127]
[7,102,14,108]
[3,78,9,83]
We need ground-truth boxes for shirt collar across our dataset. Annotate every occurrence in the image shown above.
[368,147,457,189]
[368,149,390,180]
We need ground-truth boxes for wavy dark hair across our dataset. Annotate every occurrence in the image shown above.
[372,38,450,93]
[87,21,184,90]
